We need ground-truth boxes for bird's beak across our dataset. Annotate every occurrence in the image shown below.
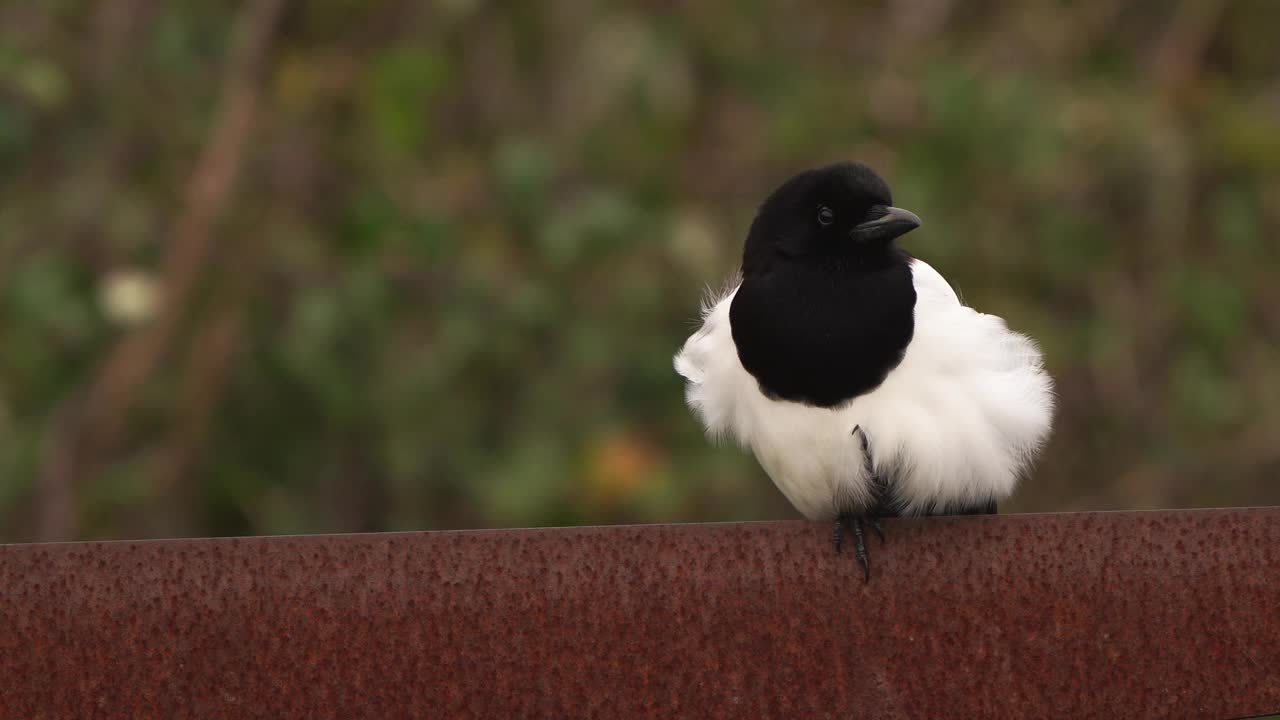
[850,206,922,244]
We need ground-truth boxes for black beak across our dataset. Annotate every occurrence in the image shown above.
[850,206,922,244]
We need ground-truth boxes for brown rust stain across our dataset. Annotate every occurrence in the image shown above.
[1,508,1279,719]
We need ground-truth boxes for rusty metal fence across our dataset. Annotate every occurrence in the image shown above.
[2,507,1278,719]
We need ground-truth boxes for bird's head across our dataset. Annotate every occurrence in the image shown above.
[741,162,921,275]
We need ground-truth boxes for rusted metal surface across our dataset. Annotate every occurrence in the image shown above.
[2,508,1278,719]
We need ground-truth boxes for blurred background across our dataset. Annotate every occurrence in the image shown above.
[1,1,1278,543]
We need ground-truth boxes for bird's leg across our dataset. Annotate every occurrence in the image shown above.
[849,516,870,582]
[834,513,873,582]
[832,427,890,581]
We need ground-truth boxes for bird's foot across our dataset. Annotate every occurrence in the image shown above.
[833,512,886,582]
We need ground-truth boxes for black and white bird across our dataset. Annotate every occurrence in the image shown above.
[675,162,1054,580]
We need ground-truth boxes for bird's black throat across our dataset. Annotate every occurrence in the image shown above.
[729,248,916,408]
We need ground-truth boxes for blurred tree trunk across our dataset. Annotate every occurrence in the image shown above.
[36,0,289,541]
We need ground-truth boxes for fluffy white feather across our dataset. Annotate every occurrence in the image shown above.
[674,259,1055,519]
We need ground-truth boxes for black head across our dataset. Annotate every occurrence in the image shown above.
[729,162,922,407]
[741,162,921,275]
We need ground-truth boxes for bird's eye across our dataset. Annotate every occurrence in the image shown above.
[817,206,834,227]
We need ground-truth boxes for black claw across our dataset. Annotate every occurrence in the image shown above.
[866,516,885,545]
[833,512,886,581]
[850,517,870,582]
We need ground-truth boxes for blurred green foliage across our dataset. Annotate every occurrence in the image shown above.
[1,1,1278,542]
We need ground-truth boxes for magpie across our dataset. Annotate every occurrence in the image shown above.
[674,162,1055,580]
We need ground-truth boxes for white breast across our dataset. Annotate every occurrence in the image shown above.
[674,259,1055,519]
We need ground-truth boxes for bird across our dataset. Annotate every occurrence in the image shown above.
[674,161,1055,580]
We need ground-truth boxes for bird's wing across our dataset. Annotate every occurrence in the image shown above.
[838,259,1055,515]
[674,278,747,442]
[904,255,961,305]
